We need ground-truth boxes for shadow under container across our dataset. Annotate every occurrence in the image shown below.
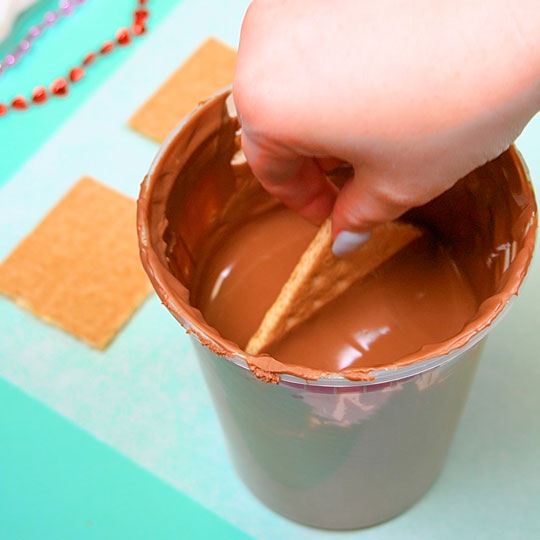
[137,88,537,529]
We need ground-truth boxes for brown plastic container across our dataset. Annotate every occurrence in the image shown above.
[137,88,536,529]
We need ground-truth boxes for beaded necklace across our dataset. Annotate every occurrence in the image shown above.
[0,0,150,116]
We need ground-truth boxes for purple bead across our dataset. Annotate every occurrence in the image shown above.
[44,11,57,24]
[28,25,41,39]
[59,0,73,14]
[5,54,16,66]
[20,40,31,52]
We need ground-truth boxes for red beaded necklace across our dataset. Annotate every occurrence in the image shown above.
[0,0,150,116]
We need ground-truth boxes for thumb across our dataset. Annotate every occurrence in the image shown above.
[241,130,338,225]
[331,172,412,256]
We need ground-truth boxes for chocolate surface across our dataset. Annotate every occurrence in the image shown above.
[137,89,537,382]
[192,211,479,373]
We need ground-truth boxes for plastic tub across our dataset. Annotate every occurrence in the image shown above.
[137,88,536,529]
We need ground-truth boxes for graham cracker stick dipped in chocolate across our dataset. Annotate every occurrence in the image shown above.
[246,218,423,355]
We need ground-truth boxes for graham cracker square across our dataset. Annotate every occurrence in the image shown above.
[0,176,152,349]
[129,37,237,143]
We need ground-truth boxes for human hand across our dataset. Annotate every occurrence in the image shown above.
[233,0,540,254]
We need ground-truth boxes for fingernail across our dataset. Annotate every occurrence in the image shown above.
[332,231,371,257]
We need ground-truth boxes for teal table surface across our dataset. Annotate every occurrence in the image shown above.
[0,1,539,539]
[0,378,252,540]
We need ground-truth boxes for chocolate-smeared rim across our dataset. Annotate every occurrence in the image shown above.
[137,87,537,386]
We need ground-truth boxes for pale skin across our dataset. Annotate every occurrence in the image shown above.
[233,0,540,255]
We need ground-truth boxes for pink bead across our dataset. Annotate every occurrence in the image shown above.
[60,1,73,15]
[5,55,16,66]
[20,40,31,51]
[28,25,41,39]
[44,11,57,24]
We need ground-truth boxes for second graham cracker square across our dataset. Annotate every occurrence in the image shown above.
[0,177,152,350]
[129,37,237,143]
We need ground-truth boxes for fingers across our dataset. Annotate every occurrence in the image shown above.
[331,172,411,256]
[242,126,414,256]
[241,130,338,225]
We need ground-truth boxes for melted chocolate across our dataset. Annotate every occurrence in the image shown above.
[192,209,479,373]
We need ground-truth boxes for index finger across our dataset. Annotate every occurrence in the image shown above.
[241,130,338,225]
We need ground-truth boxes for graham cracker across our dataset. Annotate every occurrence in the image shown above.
[129,37,237,142]
[246,219,422,355]
[0,177,152,349]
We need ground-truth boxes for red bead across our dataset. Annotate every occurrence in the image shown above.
[116,28,131,46]
[132,22,145,35]
[0,103,7,116]
[139,0,148,4]
[100,41,114,54]
[11,95,28,110]
[83,52,96,65]
[134,9,148,23]
[51,77,68,96]
[69,67,85,82]
[32,86,47,104]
